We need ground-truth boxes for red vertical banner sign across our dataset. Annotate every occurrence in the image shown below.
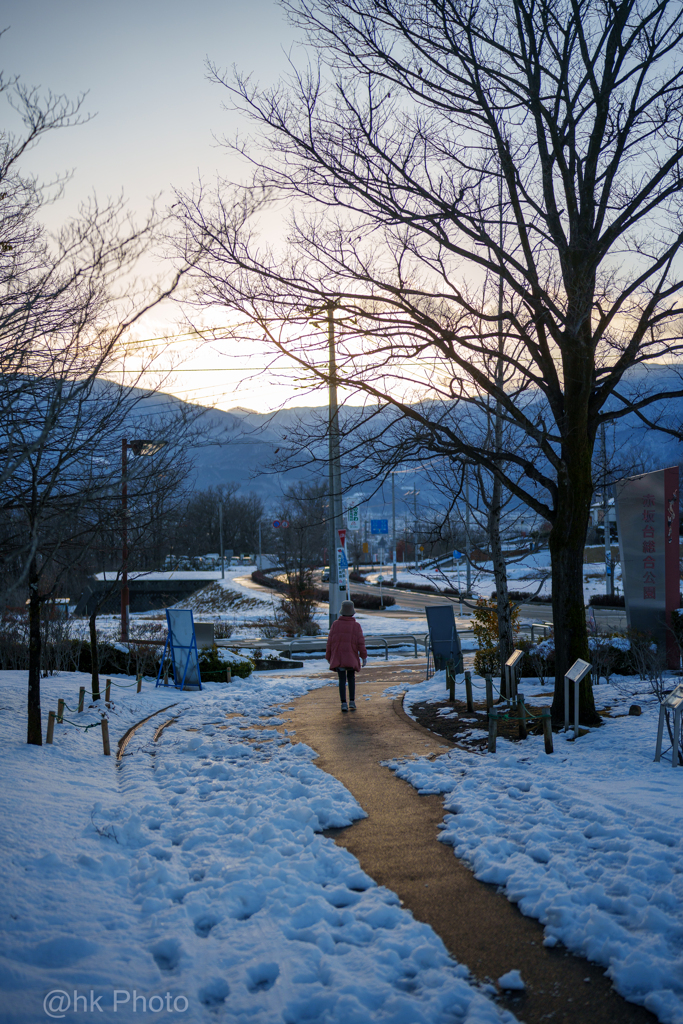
[615,466,680,668]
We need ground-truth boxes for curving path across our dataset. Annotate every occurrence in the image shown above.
[282,660,656,1024]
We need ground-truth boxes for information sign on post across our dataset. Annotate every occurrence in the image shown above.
[370,519,389,535]
[338,529,346,548]
[347,506,360,530]
[564,658,592,740]
[655,683,683,766]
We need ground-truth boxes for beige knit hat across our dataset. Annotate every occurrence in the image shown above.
[340,600,355,616]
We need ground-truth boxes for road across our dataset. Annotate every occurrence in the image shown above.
[240,570,628,633]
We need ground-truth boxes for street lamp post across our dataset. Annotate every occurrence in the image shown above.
[327,301,344,627]
[121,438,165,642]
[413,488,419,569]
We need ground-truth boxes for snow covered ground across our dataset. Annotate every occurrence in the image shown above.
[70,569,446,648]
[0,666,516,1024]
[387,671,683,1023]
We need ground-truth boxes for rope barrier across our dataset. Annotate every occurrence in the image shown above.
[61,717,103,732]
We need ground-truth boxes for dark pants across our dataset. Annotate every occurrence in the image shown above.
[337,669,356,703]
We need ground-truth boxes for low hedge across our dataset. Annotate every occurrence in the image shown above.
[588,593,626,607]
[393,581,439,593]
[316,589,395,609]
[251,569,288,593]
[491,590,553,604]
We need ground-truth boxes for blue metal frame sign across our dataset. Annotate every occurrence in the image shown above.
[156,609,203,690]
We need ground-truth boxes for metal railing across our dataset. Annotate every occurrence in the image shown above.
[216,633,429,660]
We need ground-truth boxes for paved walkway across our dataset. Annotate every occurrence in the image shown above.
[282,660,656,1024]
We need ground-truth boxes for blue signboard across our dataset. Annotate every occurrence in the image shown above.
[370,519,389,535]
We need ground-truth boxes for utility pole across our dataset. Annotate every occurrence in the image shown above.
[413,488,419,569]
[601,422,613,597]
[219,502,225,579]
[465,465,472,595]
[258,520,262,571]
[327,300,343,626]
[392,472,397,584]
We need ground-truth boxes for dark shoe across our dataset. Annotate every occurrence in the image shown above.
[349,701,356,710]
[341,702,348,712]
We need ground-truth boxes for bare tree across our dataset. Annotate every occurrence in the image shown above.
[176,0,683,722]
[0,67,189,744]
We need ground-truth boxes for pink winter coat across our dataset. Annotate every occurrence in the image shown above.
[326,616,367,671]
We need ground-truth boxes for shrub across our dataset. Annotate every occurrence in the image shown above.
[588,634,632,684]
[198,645,253,679]
[474,648,499,677]
[472,598,521,678]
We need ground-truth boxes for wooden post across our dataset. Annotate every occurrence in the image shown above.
[46,710,56,744]
[485,675,493,711]
[487,710,498,753]
[78,687,85,713]
[136,672,142,693]
[447,661,455,701]
[163,665,169,687]
[105,678,111,703]
[226,666,232,683]
[57,698,65,724]
[101,716,111,756]
[465,670,474,712]
[517,693,527,740]
[541,708,554,754]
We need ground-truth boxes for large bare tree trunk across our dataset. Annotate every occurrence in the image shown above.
[549,434,600,725]
[26,558,42,745]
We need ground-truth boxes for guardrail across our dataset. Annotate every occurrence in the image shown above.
[217,633,431,660]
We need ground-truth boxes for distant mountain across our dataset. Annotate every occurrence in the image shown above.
[123,365,683,517]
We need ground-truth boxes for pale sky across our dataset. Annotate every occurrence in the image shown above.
[3,0,338,412]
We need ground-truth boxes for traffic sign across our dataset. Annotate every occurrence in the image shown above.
[272,520,280,528]
[362,542,369,553]
[337,547,348,588]
[371,519,388,534]
[377,574,384,582]
[453,549,463,559]
[346,506,360,530]
[338,529,346,547]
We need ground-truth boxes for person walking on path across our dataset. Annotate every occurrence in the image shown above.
[326,600,367,712]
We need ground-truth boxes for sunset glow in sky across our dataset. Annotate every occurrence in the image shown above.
[3,0,336,412]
